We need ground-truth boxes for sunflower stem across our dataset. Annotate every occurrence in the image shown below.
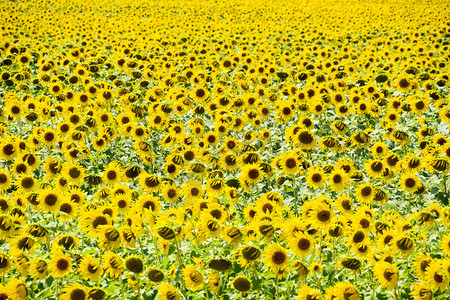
[394,286,401,300]
[275,274,279,300]
[291,175,298,214]
[443,174,447,197]
[313,272,323,293]
[371,271,376,300]
[174,236,187,296]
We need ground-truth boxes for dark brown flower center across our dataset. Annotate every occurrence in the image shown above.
[57,259,69,271]
[317,210,330,222]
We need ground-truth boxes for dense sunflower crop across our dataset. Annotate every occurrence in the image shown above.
[0,0,449,299]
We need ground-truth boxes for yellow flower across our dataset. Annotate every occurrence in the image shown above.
[263,243,289,272]
[373,261,398,291]
[182,265,204,291]
[49,252,72,278]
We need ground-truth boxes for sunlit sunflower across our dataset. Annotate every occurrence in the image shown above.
[399,173,421,193]
[328,169,350,192]
[61,284,87,300]
[373,261,398,291]
[294,129,315,150]
[409,282,432,300]
[79,254,103,281]
[102,252,124,278]
[263,243,289,272]
[158,283,181,300]
[29,258,49,280]
[50,252,72,278]
[306,166,325,189]
[426,261,449,292]
[289,232,314,258]
[38,187,62,213]
[182,265,204,291]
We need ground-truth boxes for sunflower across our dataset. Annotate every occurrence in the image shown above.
[161,184,180,204]
[63,162,85,185]
[182,265,204,291]
[373,261,398,291]
[16,174,37,193]
[0,168,11,191]
[309,202,334,230]
[289,232,314,258]
[158,283,181,300]
[29,258,49,280]
[279,153,301,175]
[371,141,389,158]
[232,276,251,292]
[396,75,413,93]
[294,129,315,150]
[413,253,432,281]
[102,162,122,186]
[355,183,374,204]
[0,253,11,276]
[239,163,263,185]
[139,173,162,193]
[399,173,421,193]
[79,210,111,237]
[206,178,227,197]
[38,187,62,213]
[409,282,432,300]
[296,285,323,300]
[327,169,350,192]
[54,234,78,251]
[327,282,359,300]
[7,278,27,300]
[392,235,415,256]
[305,166,325,189]
[99,225,121,250]
[365,159,385,178]
[441,234,450,257]
[50,252,72,278]
[192,86,209,102]
[102,252,123,278]
[125,256,144,274]
[61,284,87,300]
[87,288,106,300]
[426,261,449,292]
[348,229,367,248]
[263,243,289,272]
[79,254,103,281]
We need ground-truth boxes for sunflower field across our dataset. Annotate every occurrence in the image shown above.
[0,0,449,299]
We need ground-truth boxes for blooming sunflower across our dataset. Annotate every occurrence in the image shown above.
[49,252,72,278]
[263,243,289,272]
[296,285,323,300]
[29,258,48,280]
[294,129,315,150]
[61,284,87,300]
[373,261,398,291]
[182,265,204,291]
[158,283,181,300]
[79,254,103,281]
[280,153,301,175]
[413,253,432,281]
[409,282,432,300]
[426,260,449,292]
[441,234,450,257]
[102,251,123,278]
[289,232,314,258]
[239,163,264,185]
[399,173,421,193]
[327,169,350,192]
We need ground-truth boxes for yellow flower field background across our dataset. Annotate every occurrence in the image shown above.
[0,0,449,299]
